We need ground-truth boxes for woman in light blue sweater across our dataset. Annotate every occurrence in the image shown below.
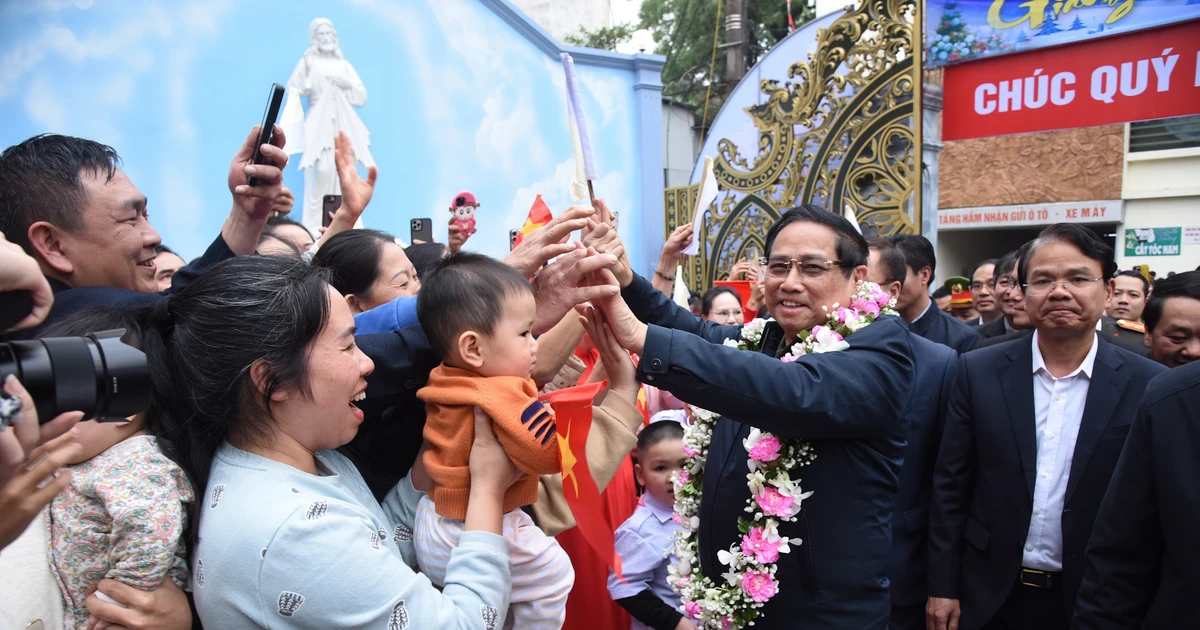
[140,256,519,629]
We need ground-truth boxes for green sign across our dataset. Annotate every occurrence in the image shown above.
[1124,228,1182,257]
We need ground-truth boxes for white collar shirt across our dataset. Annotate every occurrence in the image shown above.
[911,299,933,324]
[1022,330,1099,571]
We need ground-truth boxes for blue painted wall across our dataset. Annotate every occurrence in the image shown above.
[0,0,665,272]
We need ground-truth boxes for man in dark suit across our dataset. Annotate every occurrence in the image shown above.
[927,223,1167,630]
[889,234,980,354]
[974,252,1020,341]
[868,238,959,630]
[0,129,292,339]
[595,205,916,629]
[1140,271,1200,368]
[966,259,1001,328]
[1072,361,1200,629]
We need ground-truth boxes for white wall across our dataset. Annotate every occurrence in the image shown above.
[1117,196,1200,274]
[1119,130,1200,274]
[663,102,700,188]
[511,0,613,41]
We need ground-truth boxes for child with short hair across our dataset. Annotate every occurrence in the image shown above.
[608,420,694,630]
[414,252,573,629]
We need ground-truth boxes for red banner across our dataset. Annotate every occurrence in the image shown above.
[943,20,1200,141]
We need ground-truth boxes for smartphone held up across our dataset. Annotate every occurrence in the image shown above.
[249,83,285,187]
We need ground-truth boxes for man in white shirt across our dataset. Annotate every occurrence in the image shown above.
[926,223,1167,630]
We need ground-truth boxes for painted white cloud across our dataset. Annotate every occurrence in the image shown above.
[475,91,550,174]
[23,75,65,131]
[0,5,172,100]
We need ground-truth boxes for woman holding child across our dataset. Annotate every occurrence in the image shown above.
[138,255,521,628]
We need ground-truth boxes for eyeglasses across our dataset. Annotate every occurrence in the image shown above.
[758,257,849,280]
[1022,277,1104,295]
[994,276,1017,289]
[711,309,743,319]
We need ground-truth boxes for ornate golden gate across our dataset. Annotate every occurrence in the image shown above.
[665,0,922,293]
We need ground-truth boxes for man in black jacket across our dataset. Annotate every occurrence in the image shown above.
[868,238,959,630]
[0,128,291,338]
[974,252,1020,341]
[927,224,1166,630]
[597,205,917,629]
[889,234,980,354]
[1072,361,1200,629]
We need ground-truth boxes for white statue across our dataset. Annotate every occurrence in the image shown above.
[281,18,374,230]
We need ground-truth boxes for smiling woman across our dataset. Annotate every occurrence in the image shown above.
[136,255,520,628]
[311,228,420,314]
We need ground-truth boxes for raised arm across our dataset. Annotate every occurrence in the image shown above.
[634,318,913,439]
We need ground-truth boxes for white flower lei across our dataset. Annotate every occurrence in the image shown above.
[667,281,899,629]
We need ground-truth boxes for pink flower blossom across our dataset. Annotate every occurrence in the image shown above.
[755,487,797,517]
[721,617,733,630]
[852,297,881,317]
[678,470,691,484]
[741,527,782,563]
[677,575,692,588]
[684,601,703,618]
[683,445,698,458]
[873,290,893,309]
[672,512,685,525]
[740,570,779,602]
[780,353,800,363]
[747,435,781,463]
[835,307,856,323]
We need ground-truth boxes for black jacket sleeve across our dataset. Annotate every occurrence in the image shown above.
[614,590,685,630]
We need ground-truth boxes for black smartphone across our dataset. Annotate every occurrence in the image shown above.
[323,195,342,228]
[249,83,285,187]
[410,218,433,244]
[509,229,520,250]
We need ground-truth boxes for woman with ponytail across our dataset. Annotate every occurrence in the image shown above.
[132,255,519,629]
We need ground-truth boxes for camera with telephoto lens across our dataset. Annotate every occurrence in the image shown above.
[0,330,152,428]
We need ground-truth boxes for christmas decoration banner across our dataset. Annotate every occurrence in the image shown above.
[942,19,1200,140]
[925,0,1200,68]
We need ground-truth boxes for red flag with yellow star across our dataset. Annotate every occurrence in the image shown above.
[515,194,553,247]
[540,380,623,580]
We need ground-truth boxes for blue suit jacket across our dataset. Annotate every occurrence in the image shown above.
[1072,361,1200,630]
[909,305,980,355]
[889,334,957,627]
[928,334,1166,629]
[624,274,916,629]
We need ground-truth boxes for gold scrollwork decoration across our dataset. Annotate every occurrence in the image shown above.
[665,0,921,293]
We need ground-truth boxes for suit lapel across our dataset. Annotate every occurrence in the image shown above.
[1000,337,1038,498]
[1065,338,1128,504]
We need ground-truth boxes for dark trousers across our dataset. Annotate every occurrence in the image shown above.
[890,601,926,630]
[982,580,1067,630]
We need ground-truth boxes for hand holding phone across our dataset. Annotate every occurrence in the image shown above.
[249,84,285,187]
[509,229,520,251]
[323,195,342,228]
[410,218,433,244]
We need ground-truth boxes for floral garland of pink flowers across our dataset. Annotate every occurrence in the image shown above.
[667,281,898,629]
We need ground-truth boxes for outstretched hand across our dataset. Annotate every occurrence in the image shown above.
[503,205,596,279]
[335,131,377,221]
[585,267,649,354]
[531,246,620,336]
[578,305,638,400]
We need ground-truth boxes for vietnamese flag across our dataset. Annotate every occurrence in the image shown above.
[540,380,623,580]
[515,194,553,246]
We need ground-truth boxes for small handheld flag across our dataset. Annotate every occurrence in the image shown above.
[844,204,864,235]
[514,194,554,247]
[561,53,598,202]
[681,157,719,256]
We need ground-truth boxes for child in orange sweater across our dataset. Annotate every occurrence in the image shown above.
[415,252,574,629]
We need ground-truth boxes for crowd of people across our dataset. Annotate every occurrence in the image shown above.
[0,123,1197,630]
